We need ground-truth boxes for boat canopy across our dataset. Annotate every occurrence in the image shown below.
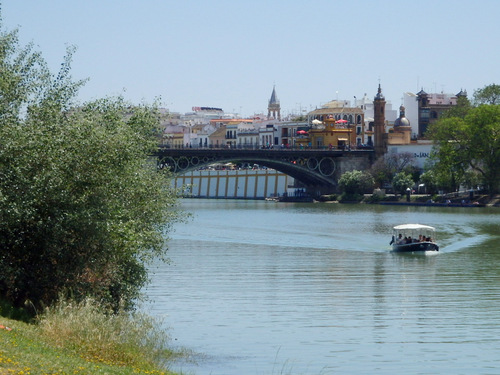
[393,224,435,231]
[393,224,436,239]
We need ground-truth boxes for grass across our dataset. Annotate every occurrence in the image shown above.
[0,298,183,375]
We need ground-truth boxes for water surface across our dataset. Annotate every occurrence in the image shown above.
[145,199,500,374]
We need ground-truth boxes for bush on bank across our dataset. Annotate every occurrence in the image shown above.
[0,13,182,313]
[0,298,182,374]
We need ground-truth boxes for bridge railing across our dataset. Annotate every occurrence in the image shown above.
[159,144,374,152]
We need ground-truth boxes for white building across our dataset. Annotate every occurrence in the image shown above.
[403,92,419,139]
[237,123,259,148]
[259,124,276,147]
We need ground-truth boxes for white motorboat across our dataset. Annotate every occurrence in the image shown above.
[390,224,439,252]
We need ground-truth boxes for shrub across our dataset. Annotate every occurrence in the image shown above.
[338,170,374,195]
[37,297,177,369]
[392,172,415,196]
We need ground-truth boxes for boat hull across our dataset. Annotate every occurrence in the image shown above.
[392,241,439,252]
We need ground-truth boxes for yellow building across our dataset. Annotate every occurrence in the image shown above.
[307,102,364,149]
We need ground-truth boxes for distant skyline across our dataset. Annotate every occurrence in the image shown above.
[4,1,500,117]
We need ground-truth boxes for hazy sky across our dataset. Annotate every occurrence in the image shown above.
[4,1,499,116]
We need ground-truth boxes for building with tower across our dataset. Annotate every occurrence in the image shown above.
[268,86,281,121]
[416,89,467,137]
[387,105,412,145]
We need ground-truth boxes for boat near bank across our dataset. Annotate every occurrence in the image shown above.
[390,224,439,252]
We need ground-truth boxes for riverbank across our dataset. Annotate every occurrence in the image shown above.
[0,300,182,375]
[0,317,169,374]
[318,193,500,207]
[384,193,500,207]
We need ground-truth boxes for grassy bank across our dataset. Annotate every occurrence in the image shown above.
[0,299,181,375]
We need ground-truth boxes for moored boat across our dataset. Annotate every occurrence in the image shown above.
[390,224,439,252]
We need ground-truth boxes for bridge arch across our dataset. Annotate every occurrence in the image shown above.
[156,148,373,196]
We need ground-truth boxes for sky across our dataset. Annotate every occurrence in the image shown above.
[4,0,500,117]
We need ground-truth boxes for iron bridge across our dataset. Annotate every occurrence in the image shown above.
[156,147,374,195]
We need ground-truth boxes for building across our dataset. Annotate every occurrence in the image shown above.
[307,100,364,149]
[415,89,467,137]
[275,121,309,148]
[387,105,412,145]
[354,93,397,146]
[259,124,275,148]
[208,126,227,148]
[237,123,259,148]
[181,107,226,126]
[403,92,419,138]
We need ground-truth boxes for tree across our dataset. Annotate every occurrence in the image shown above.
[473,83,500,106]
[0,22,181,312]
[441,94,472,119]
[428,104,500,194]
[368,152,416,188]
[419,169,456,195]
[392,172,415,196]
[338,170,374,195]
[418,170,439,195]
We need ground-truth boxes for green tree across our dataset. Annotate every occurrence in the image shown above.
[419,169,455,195]
[428,104,500,194]
[369,152,415,188]
[392,172,414,196]
[0,22,181,312]
[418,170,439,195]
[441,94,472,119]
[338,170,374,195]
[473,83,500,105]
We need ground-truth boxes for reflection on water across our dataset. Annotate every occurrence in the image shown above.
[145,200,500,375]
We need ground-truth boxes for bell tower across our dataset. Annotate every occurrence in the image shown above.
[373,83,387,158]
[267,85,281,121]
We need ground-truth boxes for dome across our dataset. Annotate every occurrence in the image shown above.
[394,105,410,127]
[394,116,410,127]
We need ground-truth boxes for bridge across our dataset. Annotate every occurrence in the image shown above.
[156,147,375,196]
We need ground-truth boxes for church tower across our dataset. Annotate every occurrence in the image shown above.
[268,85,281,121]
[373,84,387,158]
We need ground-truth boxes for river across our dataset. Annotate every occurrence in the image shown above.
[144,199,500,375]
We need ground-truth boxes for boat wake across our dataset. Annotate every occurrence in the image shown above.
[439,234,490,253]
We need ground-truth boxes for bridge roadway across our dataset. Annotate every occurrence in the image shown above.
[156,147,374,195]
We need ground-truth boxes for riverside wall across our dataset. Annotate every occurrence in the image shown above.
[173,169,294,199]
